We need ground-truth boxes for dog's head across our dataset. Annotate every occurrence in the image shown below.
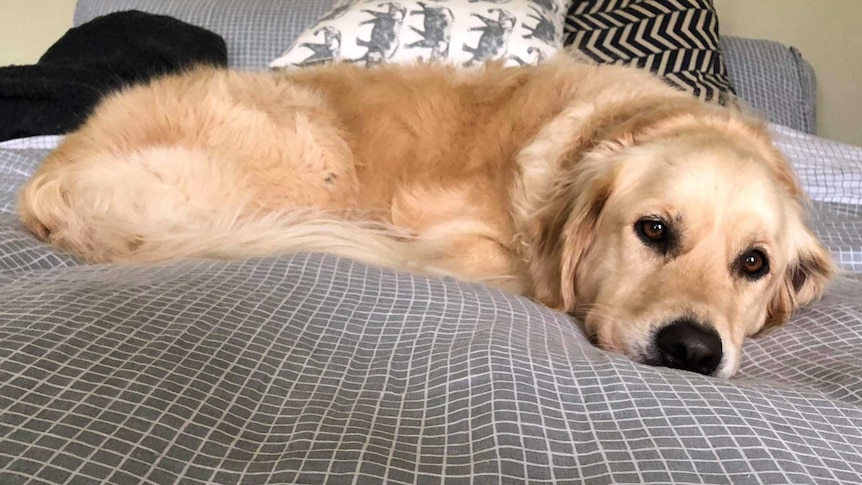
[519,97,834,378]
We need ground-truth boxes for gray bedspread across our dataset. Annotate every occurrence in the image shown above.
[1,128,861,484]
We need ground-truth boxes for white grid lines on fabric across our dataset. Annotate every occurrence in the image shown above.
[375,269,427,485]
[227,257,326,483]
[730,387,855,483]
[3,255,862,483]
[515,295,572,484]
[2,289,192,483]
[537,307,595,482]
[344,261,397,483]
[740,301,862,405]
[0,136,63,151]
[141,261,288,484]
[503,301,544,483]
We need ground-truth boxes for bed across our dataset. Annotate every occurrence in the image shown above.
[1,1,861,484]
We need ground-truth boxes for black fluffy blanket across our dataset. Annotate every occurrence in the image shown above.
[0,10,227,142]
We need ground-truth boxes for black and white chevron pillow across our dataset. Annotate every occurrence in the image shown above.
[564,0,736,105]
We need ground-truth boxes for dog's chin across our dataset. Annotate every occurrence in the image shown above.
[576,313,737,378]
[635,350,728,378]
[640,348,737,378]
[592,332,737,379]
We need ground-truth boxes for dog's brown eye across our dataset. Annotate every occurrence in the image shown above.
[742,252,764,273]
[635,217,677,255]
[640,220,666,241]
[738,249,770,279]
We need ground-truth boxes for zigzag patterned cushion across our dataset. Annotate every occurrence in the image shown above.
[564,0,735,105]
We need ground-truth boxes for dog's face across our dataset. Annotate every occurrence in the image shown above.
[525,117,834,378]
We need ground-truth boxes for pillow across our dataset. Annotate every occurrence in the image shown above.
[269,0,569,69]
[73,0,339,71]
[563,0,736,105]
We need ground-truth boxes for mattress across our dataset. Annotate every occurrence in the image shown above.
[1,127,861,484]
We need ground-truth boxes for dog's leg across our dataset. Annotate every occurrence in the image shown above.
[431,233,526,294]
[388,184,526,293]
[18,138,453,273]
[18,144,258,262]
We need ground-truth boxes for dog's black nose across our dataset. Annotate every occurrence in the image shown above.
[654,319,723,375]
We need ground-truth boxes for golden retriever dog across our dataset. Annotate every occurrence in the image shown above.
[17,55,834,378]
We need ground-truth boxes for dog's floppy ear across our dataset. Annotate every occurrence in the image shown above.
[516,94,709,311]
[522,154,617,311]
[517,97,696,311]
[764,216,835,329]
[743,134,836,330]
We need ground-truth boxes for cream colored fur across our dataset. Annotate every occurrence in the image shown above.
[17,55,834,377]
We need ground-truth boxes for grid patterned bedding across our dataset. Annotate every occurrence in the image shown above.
[0,129,861,483]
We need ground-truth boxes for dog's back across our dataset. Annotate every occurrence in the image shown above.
[16,57,683,289]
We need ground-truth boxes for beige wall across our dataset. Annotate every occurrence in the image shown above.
[0,0,76,65]
[714,0,862,146]
[1,1,860,145]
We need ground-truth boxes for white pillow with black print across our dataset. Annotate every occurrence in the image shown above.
[269,0,569,69]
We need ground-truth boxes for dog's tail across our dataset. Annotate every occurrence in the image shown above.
[17,145,453,278]
[127,207,451,277]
